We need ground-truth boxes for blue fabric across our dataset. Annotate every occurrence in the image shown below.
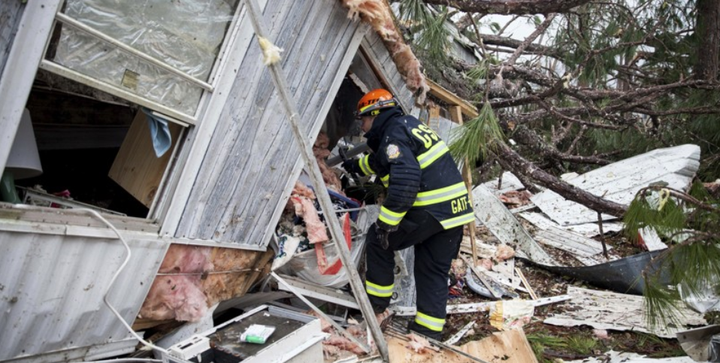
[328,189,361,221]
[142,108,172,157]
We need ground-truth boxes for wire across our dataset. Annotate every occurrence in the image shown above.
[77,208,171,355]
[155,268,260,276]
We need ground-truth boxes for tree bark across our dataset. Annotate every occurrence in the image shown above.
[493,142,628,217]
[423,0,591,15]
[694,0,719,81]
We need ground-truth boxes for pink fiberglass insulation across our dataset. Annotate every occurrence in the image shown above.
[139,245,213,322]
[290,182,330,244]
[314,132,343,193]
[340,0,429,104]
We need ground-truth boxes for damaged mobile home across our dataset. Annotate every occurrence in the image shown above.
[0,0,489,361]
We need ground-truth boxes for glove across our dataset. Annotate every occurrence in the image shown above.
[342,159,359,174]
[375,221,399,250]
[376,226,390,250]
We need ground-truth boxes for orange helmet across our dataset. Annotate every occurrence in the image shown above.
[356,89,397,118]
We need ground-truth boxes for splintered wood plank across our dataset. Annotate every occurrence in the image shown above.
[387,335,483,363]
[109,110,182,207]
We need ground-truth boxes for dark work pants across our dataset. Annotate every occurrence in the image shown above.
[365,209,462,340]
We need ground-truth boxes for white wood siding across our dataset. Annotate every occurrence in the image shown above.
[175,0,367,248]
[0,1,24,76]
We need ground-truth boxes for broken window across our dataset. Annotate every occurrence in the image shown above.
[40,0,241,124]
[9,72,183,218]
[2,0,244,218]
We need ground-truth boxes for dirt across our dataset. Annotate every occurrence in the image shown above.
[439,246,686,362]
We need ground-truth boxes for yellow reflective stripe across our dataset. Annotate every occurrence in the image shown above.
[381,174,389,188]
[416,141,449,169]
[366,280,394,297]
[415,312,445,332]
[378,206,405,226]
[359,104,373,114]
[440,212,475,229]
[413,182,467,207]
[359,155,374,175]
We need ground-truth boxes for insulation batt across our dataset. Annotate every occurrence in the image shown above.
[494,244,515,261]
[308,310,369,356]
[290,181,329,244]
[314,132,343,193]
[139,245,212,322]
[340,0,429,104]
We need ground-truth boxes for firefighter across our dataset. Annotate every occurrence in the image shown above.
[342,89,474,340]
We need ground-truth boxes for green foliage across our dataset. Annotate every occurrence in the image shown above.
[527,333,566,363]
[448,102,505,166]
[623,183,720,330]
[398,1,451,64]
[567,335,598,355]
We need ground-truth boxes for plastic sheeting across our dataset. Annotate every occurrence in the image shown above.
[277,205,379,288]
[53,0,239,116]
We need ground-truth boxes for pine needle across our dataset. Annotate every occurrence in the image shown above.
[448,102,505,167]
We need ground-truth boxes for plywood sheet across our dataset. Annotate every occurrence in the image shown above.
[387,336,478,363]
[458,328,538,363]
[109,110,181,207]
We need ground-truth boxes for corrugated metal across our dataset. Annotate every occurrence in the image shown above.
[0,215,169,362]
[175,0,368,248]
[0,1,25,76]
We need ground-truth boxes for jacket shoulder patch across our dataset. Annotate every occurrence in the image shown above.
[386,144,401,159]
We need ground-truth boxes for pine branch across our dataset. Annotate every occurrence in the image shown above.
[636,186,720,213]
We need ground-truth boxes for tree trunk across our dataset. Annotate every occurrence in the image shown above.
[423,0,591,15]
[695,0,720,81]
[493,142,628,217]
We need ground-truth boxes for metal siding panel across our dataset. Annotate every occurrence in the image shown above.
[0,1,24,76]
[0,227,168,361]
[177,0,362,248]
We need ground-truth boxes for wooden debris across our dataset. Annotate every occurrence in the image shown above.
[458,328,539,363]
[386,333,485,363]
[514,267,538,300]
[445,321,476,346]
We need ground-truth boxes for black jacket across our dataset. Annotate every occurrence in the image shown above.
[351,107,474,230]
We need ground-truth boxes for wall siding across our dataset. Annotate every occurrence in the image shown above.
[0,1,25,77]
[176,0,364,248]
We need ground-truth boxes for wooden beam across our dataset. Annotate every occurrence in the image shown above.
[450,105,478,268]
[427,79,478,119]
